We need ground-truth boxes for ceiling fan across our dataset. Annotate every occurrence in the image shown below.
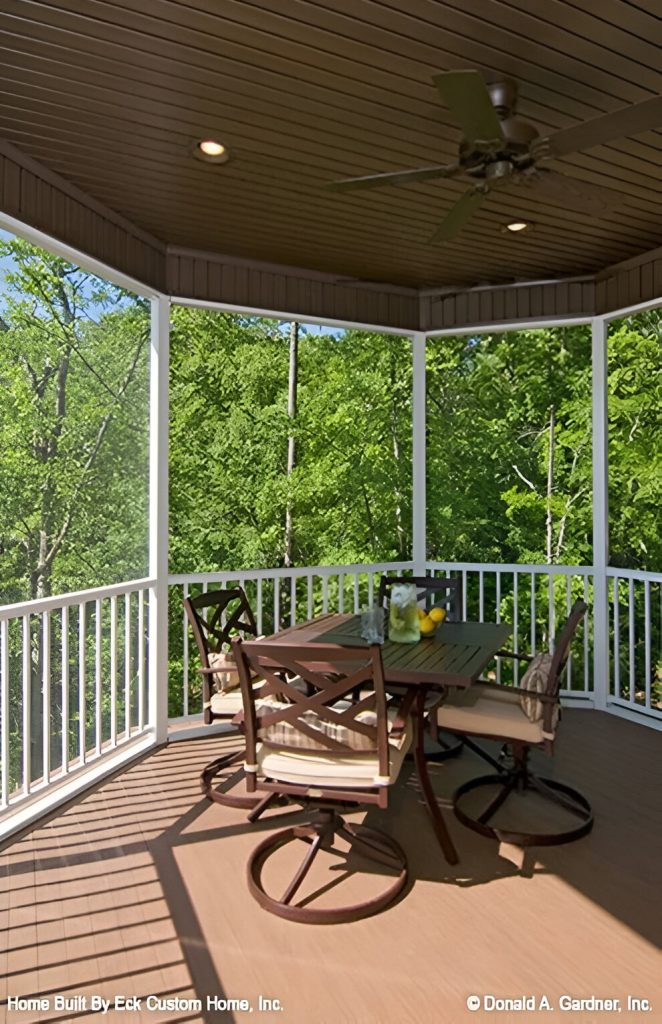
[327,70,662,243]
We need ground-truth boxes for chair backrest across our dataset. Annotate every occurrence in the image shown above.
[233,640,391,781]
[545,599,588,699]
[184,587,258,671]
[378,574,463,622]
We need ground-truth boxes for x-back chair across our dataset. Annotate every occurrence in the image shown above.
[379,573,465,759]
[438,599,593,847]
[184,587,262,809]
[232,638,415,924]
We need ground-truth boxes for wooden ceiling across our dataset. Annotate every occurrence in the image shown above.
[0,0,661,290]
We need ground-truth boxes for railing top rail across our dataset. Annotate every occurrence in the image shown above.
[426,560,594,576]
[168,561,415,585]
[0,577,155,620]
[5,562,657,620]
[605,566,662,583]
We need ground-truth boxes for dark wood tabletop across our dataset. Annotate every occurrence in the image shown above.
[264,613,512,689]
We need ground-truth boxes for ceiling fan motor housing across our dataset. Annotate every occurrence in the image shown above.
[458,79,539,175]
[486,79,518,117]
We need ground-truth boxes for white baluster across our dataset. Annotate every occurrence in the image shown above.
[22,614,31,795]
[79,604,86,765]
[95,599,102,755]
[110,596,117,747]
[138,591,146,732]
[61,606,69,773]
[125,593,132,739]
[1,620,9,806]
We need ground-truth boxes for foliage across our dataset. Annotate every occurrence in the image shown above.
[169,309,412,573]
[426,322,661,571]
[606,319,662,569]
[0,237,149,602]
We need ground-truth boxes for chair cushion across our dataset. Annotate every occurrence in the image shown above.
[209,683,265,716]
[256,700,409,753]
[208,650,243,694]
[255,718,413,789]
[208,675,308,717]
[210,685,290,717]
[437,684,545,744]
[208,640,302,697]
[520,653,557,730]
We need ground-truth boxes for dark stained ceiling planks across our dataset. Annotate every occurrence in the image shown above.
[0,0,660,289]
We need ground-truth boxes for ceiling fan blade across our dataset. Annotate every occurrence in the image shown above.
[521,169,624,216]
[429,189,486,243]
[541,95,662,158]
[327,163,461,192]
[433,70,504,146]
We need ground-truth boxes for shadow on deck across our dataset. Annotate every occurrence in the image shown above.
[1,710,661,1024]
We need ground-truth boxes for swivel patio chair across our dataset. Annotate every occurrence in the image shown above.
[232,638,414,924]
[184,587,263,809]
[379,573,464,759]
[437,599,594,847]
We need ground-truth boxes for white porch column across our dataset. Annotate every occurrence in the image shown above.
[149,295,170,743]
[412,332,427,575]
[591,317,609,710]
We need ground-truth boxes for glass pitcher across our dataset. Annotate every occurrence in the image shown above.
[388,583,421,644]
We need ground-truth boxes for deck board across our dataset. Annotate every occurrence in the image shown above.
[1,711,661,1024]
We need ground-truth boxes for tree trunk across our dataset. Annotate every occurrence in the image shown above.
[28,276,74,781]
[389,348,407,559]
[284,321,299,568]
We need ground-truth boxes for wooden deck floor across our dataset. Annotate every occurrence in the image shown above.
[2,710,661,1024]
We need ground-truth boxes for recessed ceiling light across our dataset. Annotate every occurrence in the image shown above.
[504,220,532,233]
[192,139,230,164]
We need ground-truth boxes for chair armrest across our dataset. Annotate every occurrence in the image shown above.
[494,649,533,663]
[477,679,557,703]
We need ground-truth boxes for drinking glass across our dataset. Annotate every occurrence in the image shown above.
[360,605,385,644]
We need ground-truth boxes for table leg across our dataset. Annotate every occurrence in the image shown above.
[414,688,459,865]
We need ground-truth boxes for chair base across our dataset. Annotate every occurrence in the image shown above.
[200,746,261,810]
[247,809,408,924]
[453,769,593,848]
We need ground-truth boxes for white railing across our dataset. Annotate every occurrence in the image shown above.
[607,567,662,720]
[0,577,154,818]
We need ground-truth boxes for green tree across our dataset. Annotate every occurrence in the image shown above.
[169,313,412,574]
[426,326,593,565]
[0,238,149,602]
[606,317,662,570]
[293,329,412,565]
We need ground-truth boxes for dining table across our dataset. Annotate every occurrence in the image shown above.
[259,612,512,865]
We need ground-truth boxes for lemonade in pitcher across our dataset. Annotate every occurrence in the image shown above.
[388,583,421,644]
